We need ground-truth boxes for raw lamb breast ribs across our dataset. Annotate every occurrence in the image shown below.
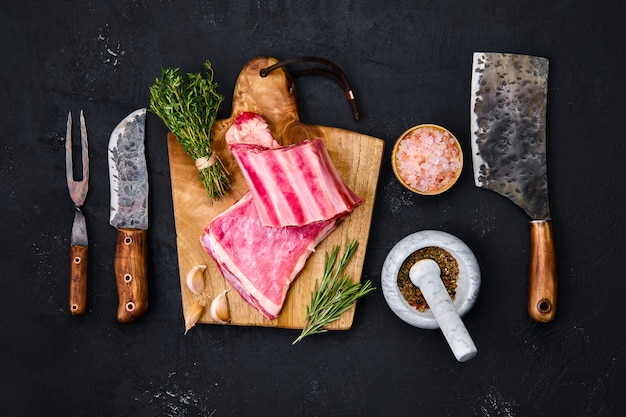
[230,138,363,228]
[201,112,363,320]
[201,193,337,320]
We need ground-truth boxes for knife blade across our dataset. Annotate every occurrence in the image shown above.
[470,52,557,323]
[108,108,149,323]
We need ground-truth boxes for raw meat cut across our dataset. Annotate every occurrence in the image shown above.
[229,139,363,227]
[201,193,337,320]
[226,112,363,228]
[225,111,279,149]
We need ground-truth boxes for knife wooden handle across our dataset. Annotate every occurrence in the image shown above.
[69,245,88,315]
[528,220,557,322]
[114,228,148,323]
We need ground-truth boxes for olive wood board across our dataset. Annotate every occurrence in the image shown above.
[167,56,384,330]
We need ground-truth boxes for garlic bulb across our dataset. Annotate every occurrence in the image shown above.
[185,264,207,295]
[209,289,231,324]
[184,298,206,334]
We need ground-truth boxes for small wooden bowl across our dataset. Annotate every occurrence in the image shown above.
[391,124,463,195]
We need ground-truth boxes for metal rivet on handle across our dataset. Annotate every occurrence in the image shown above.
[124,274,132,283]
[124,236,132,245]
[537,299,552,313]
[126,302,135,312]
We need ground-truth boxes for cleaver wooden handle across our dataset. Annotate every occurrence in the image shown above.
[528,220,557,322]
[114,228,148,323]
[69,245,88,315]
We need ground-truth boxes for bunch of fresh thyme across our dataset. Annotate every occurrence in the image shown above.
[149,60,230,200]
[293,240,375,344]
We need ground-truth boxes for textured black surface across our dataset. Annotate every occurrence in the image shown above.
[1,1,625,416]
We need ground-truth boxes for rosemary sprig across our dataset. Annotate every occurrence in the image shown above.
[149,60,230,200]
[293,240,375,344]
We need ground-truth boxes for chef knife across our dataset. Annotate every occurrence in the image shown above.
[108,108,149,323]
[470,52,557,323]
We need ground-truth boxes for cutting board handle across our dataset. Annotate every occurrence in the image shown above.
[528,220,557,322]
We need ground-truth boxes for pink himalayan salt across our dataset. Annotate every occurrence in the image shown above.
[395,126,461,193]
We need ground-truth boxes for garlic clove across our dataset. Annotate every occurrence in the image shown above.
[185,264,207,295]
[209,289,231,324]
[184,298,206,334]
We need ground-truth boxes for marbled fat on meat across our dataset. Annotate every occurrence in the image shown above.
[227,114,363,228]
[201,193,337,320]
[224,111,280,149]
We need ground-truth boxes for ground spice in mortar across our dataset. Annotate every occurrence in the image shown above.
[397,246,459,312]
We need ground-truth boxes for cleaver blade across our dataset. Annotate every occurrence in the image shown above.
[108,108,149,323]
[470,52,557,323]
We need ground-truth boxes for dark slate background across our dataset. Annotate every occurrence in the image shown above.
[2,1,625,416]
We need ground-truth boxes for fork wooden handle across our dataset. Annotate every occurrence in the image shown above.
[69,245,88,315]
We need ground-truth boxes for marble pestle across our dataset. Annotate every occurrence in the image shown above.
[409,259,477,362]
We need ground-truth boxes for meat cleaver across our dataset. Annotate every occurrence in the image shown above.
[108,108,149,323]
[470,52,557,322]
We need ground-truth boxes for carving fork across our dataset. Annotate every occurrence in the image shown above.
[66,111,89,315]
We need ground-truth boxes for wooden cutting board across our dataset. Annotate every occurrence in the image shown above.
[167,56,384,331]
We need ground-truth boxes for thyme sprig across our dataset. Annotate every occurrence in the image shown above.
[293,240,375,344]
[149,60,230,200]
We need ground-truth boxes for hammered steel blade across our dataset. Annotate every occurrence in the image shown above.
[470,52,551,220]
[108,108,148,230]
